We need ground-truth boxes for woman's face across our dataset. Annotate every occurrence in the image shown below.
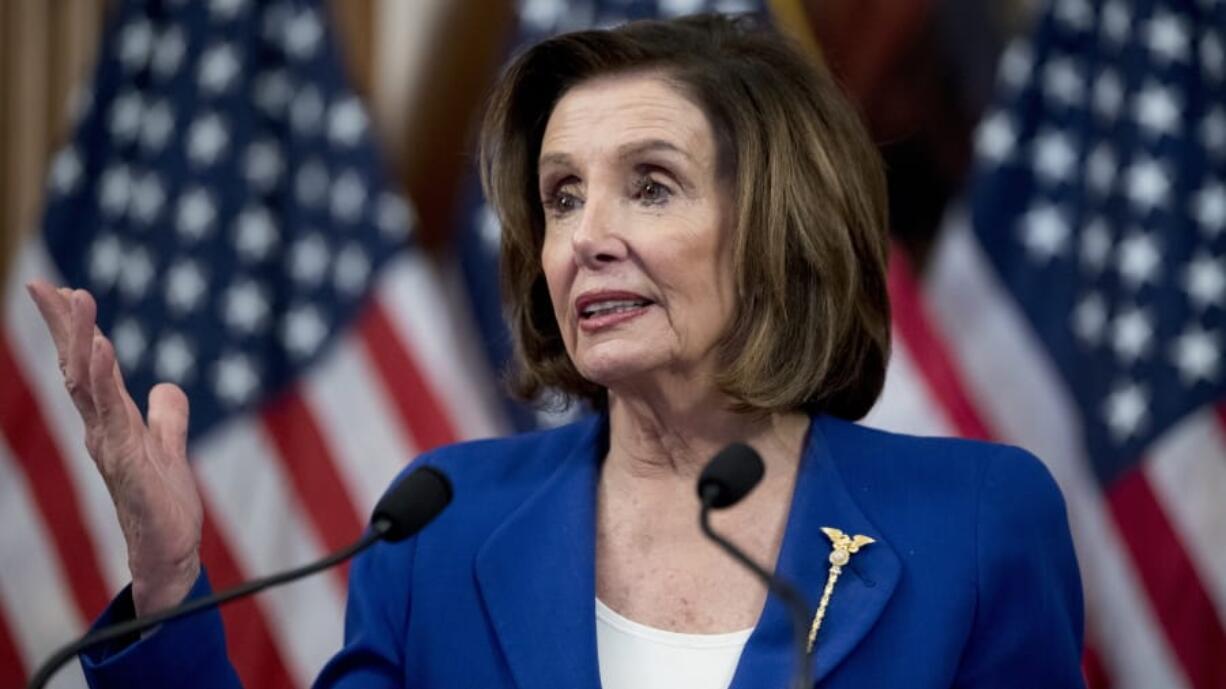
[538,72,735,391]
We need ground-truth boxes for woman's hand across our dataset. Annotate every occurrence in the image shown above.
[27,281,203,617]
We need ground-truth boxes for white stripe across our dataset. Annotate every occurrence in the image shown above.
[193,420,346,689]
[925,220,1190,689]
[302,331,418,516]
[863,334,957,437]
[0,435,88,689]
[1145,408,1226,627]
[4,241,131,592]
[376,253,508,441]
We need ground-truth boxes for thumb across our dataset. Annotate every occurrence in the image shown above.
[147,382,190,462]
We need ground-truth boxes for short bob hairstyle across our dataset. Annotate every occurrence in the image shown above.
[480,13,890,420]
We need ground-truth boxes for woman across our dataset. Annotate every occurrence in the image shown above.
[29,14,1084,689]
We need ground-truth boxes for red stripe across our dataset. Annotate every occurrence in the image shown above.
[1215,401,1226,437]
[358,300,459,450]
[1107,468,1226,689]
[261,387,364,583]
[0,336,110,617]
[0,609,26,688]
[886,250,993,440]
[1082,640,1111,689]
[199,508,296,689]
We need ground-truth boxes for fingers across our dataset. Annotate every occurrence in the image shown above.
[148,383,190,464]
[89,335,135,454]
[26,280,72,364]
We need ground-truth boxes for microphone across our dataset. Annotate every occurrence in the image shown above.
[28,465,452,689]
[697,444,813,689]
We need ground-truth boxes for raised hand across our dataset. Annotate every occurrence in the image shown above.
[26,281,203,617]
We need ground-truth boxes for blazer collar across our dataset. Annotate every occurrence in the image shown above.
[473,415,900,689]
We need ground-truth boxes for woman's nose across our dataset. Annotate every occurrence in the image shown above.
[571,193,627,267]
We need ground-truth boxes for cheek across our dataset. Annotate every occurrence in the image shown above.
[539,238,574,329]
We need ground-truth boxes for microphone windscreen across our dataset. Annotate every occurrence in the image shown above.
[371,466,452,542]
[697,443,764,508]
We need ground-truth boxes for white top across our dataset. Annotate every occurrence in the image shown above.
[596,598,753,689]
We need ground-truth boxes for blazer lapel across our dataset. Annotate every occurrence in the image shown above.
[731,416,902,689]
[474,417,604,689]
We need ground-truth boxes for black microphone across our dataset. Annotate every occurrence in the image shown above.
[697,444,813,689]
[28,465,452,689]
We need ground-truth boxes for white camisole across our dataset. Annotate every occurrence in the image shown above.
[595,598,753,689]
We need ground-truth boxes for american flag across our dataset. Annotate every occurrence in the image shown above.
[865,0,1226,687]
[0,0,504,687]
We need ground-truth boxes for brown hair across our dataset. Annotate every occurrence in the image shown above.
[480,13,890,420]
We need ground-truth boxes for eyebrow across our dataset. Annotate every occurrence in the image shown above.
[537,138,694,169]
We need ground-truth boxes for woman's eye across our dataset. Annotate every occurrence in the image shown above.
[635,178,672,205]
[544,190,581,216]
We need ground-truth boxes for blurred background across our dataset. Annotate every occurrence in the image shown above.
[1,1,1222,688]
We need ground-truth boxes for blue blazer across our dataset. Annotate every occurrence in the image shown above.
[83,414,1085,688]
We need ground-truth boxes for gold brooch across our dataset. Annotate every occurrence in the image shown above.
[807,527,875,654]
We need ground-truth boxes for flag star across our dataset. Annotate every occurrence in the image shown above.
[295,160,329,207]
[1203,33,1225,80]
[1072,292,1108,345]
[130,173,166,224]
[98,164,131,218]
[1192,182,1225,236]
[151,26,186,79]
[290,234,330,284]
[290,86,325,135]
[209,0,248,20]
[243,140,284,191]
[1184,253,1225,309]
[1117,232,1163,288]
[118,247,156,299]
[1103,382,1148,442]
[284,8,323,60]
[334,244,372,295]
[1100,0,1131,43]
[176,188,217,240]
[214,353,260,406]
[139,100,175,152]
[328,97,368,146]
[49,147,83,195]
[1033,130,1077,184]
[1053,0,1094,32]
[282,304,327,359]
[975,111,1016,164]
[1170,325,1221,385]
[154,334,195,383]
[1112,307,1153,361]
[376,192,413,240]
[254,69,293,117]
[1202,108,1226,157]
[997,42,1033,91]
[199,43,241,95]
[1133,83,1181,138]
[110,318,147,370]
[1093,70,1124,121]
[330,170,367,223]
[520,0,569,29]
[165,260,208,314]
[109,90,143,142]
[478,203,502,252]
[1020,204,1071,260]
[1125,157,1170,210]
[1086,145,1116,195]
[118,19,153,72]
[262,2,294,46]
[1042,58,1084,108]
[88,234,123,288]
[222,280,270,333]
[1146,11,1191,62]
[187,113,230,167]
[234,205,279,261]
[1080,218,1113,271]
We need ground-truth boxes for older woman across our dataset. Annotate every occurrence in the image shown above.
[29,13,1084,689]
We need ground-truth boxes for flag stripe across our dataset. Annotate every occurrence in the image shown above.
[193,423,346,688]
[199,510,297,689]
[261,389,365,580]
[0,608,26,689]
[926,224,1191,689]
[862,326,957,437]
[1107,470,1226,689]
[885,252,991,440]
[0,337,110,619]
[301,333,417,516]
[0,435,87,689]
[360,300,459,450]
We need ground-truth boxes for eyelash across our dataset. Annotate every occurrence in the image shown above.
[541,174,673,217]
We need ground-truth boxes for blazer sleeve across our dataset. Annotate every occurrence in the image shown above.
[953,446,1086,689]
